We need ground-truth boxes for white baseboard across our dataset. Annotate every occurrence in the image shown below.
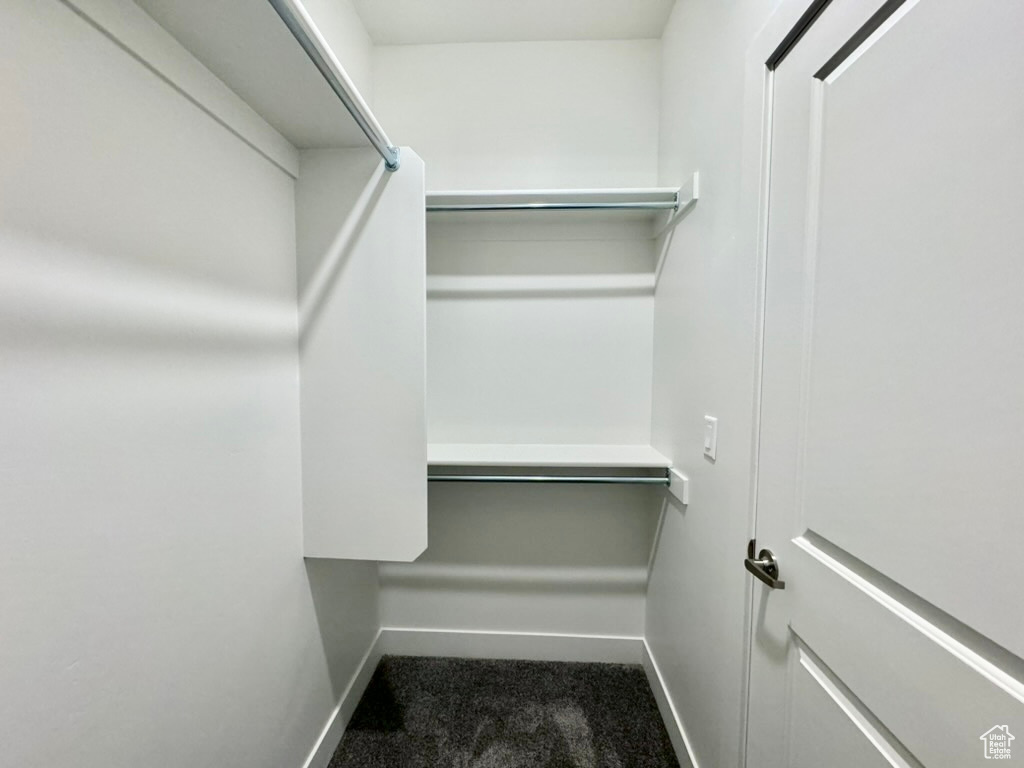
[642,640,699,768]
[379,627,644,664]
[302,629,384,768]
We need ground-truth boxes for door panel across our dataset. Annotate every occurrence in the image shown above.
[747,1,1024,765]
[799,0,1024,658]
[788,642,916,768]
[792,536,1022,766]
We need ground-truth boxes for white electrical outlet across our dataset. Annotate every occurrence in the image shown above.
[703,415,718,460]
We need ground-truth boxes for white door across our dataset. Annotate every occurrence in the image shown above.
[746,0,1024,766]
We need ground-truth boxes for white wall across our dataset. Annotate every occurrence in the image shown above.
[646,2,784,768]
[374,39,661,190]
[0,2,377,766]
[381,484,660,637]
[426,222,656,445]
[397,222,661,636]
[377,38,663,448]
[304,0,374,104]
[374,39,663,639]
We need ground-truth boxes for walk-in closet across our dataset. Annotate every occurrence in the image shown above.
[4,0,1022,767]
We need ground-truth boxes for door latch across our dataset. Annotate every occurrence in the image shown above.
[745,539,786,589]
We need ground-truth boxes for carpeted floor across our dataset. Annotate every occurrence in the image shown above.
[328,655,680,768]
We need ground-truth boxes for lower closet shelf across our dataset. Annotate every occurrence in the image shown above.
[427,443,673,486]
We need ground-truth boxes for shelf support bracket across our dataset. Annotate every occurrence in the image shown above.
[667,466,690,506]
[653,171,700,238]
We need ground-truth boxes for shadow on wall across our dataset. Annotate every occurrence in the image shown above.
[304,557,379,701]
[646,491,686,588]
[653,198,700,287]
[418,483,662,569]
[297,150,391,345]
[425,214,660,301]
[0,227,298,356]
[379,483,663,635]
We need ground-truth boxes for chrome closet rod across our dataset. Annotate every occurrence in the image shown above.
[426,200,679,212]
[428,474,670,485]
[268,0,401,171]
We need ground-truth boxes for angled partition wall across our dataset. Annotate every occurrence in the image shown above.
[297,148,428,562]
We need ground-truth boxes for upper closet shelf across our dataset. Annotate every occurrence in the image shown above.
[130,0,400,172]
[427,443,672,468]
[269,0,400,170]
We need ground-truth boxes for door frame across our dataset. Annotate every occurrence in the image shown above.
[736,2,836,766]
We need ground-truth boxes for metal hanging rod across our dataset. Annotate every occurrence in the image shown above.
[268,0,401,171]
[426,199,679,213]
[428,473,670,485]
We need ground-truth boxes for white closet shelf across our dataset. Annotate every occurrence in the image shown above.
[426,187,681,212]
[425,175,698,237]
[427,443,672,469]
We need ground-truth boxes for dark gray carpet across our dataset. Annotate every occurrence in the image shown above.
[329,655,680,768]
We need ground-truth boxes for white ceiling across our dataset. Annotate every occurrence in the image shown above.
[351,0,677,45]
